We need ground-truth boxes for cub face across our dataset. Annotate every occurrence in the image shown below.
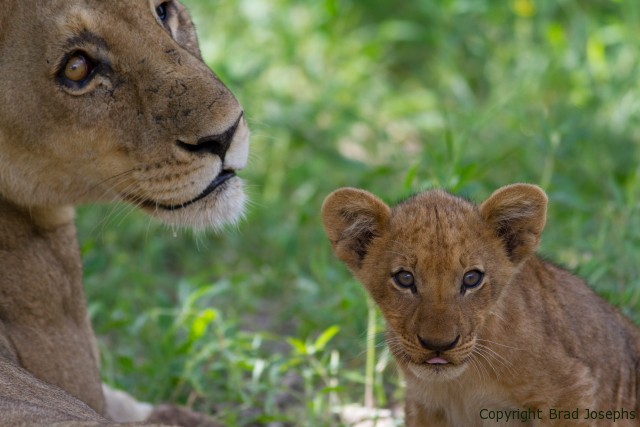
[322,185,547,381]
[0,0,249,229]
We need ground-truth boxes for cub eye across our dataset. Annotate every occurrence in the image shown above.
[462,270,484,289]
[156,2,169,21]
[392,270,415,290]
[63,53,93,83]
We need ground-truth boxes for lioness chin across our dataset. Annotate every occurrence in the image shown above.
[322,184,640,427]
[0,0,248,425]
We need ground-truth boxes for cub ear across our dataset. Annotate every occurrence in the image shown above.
[321,188,391,272]
[479,184,548,264]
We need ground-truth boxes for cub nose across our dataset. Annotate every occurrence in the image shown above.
[177,113,243,161]
[417,335,460,352]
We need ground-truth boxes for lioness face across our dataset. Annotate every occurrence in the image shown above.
[0,0,249,228]
[322,185,547,382]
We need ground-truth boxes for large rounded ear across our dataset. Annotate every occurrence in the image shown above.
[321,188,391,272]
[479,184,548,264]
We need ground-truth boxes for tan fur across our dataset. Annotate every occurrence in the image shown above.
[0,0,249,424]
[322,185,640,427]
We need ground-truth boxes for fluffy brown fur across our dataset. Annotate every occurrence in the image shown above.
[322,184,640,426]
[0,0,249,424]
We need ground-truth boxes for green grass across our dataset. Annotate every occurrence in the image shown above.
[78,0,640,424]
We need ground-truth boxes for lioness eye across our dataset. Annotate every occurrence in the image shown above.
[156,2,169,21]
[393,270,415,289]
[64,54,91,82]
[462,270,484,289]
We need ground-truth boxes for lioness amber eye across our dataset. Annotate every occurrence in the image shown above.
[156,2,168,21]
[64,54,91,82]
[463,270,484,289]
[64,53,91,82]
[393,270,415,289]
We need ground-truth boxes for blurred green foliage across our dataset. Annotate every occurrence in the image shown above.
[78,0,640,424]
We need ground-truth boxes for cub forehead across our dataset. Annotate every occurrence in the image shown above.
[390,190,483,237]
[385,190,491,272]
[386,191,491,259]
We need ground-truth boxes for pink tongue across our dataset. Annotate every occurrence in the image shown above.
[427,357,449,365]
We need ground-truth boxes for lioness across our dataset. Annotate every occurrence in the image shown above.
[322,184,640,426]
[0,0,248,424]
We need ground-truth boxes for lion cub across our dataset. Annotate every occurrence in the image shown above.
[322,184,640,427]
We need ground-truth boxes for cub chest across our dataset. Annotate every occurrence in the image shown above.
[406,373,533,427]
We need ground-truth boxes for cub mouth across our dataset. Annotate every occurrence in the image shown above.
[407,356,468,381]
[417,358,455,369]
[425,356,450,365]
[156,169,237,211]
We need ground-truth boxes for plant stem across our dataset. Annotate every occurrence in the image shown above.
[365,295,376,409]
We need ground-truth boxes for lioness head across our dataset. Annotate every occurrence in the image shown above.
[322,184,547,381]
[0,0,249,228]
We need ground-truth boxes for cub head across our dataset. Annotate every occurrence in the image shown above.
[0,0,249,229]
[322,184,547,380]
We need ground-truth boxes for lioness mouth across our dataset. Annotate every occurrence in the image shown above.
[156,170,236,211]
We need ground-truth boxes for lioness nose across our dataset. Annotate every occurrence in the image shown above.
[417,335,460,352]
[177,113,243,161]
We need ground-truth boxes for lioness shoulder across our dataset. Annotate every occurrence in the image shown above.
[322,184,640,427]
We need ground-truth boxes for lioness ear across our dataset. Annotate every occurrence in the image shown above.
[321,188,391,272]
[480,184,548,264]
